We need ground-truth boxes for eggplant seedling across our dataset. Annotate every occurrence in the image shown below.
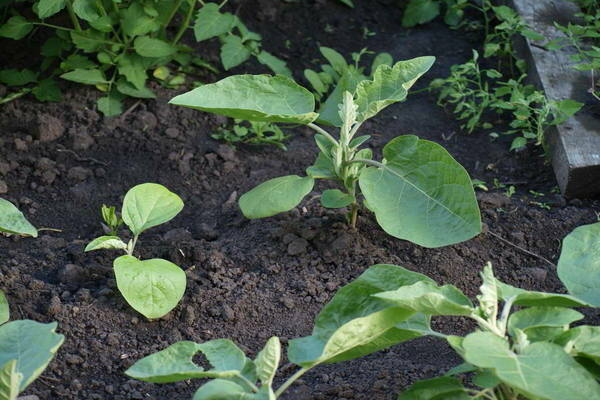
[170,57,481,248]
[85,183,186,319]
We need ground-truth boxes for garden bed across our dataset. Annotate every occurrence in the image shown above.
[1,1,599,399]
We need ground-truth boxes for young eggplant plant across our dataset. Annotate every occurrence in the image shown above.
[85,183,186,319]
[170,57,481,248]
[0,290,64,399]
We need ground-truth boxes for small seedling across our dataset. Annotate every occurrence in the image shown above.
[170,57,482,248]
[101,205,124,236]
[0,198,37,238]
[85,183,186,319]
[0,290,64,399]
[212,119,289,150]
[472,179,489,191]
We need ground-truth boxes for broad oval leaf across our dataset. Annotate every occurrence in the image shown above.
[193,3,236,42]
[354,56,435,123]
[134,36,176,58]
[0,292,8,325]
[126,339,252,383]
[114,255,186,318]
[555,326,600,363]
[193,379,259,400]
[239,176,314,219]
[84,236,127,252]
[34,0,66,19]
[170,75,319,124]
[496,279,589,307]
[220,35,252,71]
[557,222,600,305]
[121,183,183,236]
[375,281,473,316]
[0,198,37,237]
[288,264,434,367]
[463,331,600,400]
[398,376,470,400]
[358,135,480,248]
[0,16,34,40]
[254,337,280,386]
[60,68,108,85]
[0,320,64,391]
[507,307,583,337]
[321,189,354,208]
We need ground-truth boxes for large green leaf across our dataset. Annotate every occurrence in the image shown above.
[170,75,318,124]
[0,292,8,326]
[375,281,473,316]
[193,3,236,41]
[507,307,583,337]
[557,222,600,305]
[358,135,480,248]
[126,340,253,383]
[288,264,434,367]
[555,326,600,363]
[134,36,176,58]
[462,332,600,400]
[0,360,21,400]
[239,175,314,219]
[0,198,37,237]
[0,17,33,40]
[495,280,589,307]
[121,183,183,236]
[0,321,64,392]
[398,376,470,400]
[193,379,266,400]
[114,256,186,319]
[354,57,435,123]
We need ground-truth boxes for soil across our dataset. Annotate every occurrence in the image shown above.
[1,1,599,399]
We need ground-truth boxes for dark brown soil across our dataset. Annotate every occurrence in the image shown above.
[1,1,599,399]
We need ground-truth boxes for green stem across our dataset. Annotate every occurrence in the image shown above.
[274,368,309,397]
[307,123,339,146]
[350,202,359,229]
[237,373,259,393]
[162,0,184,38]
[172,0,196,45]
[65,0,82,31]
[0,88,31,104]
[128,234,139,256]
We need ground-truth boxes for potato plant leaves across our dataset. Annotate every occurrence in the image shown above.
[0,321,64,392]
[0,198,37,237]
[113,256,186,319]
[239,175,314,219]
[359,135,481,248]
[557,222,600,306]
[122,183,183,236]
[170,75,319,124]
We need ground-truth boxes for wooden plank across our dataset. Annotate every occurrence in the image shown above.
[509,0,600,198]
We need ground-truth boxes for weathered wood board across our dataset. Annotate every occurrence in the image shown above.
[510,0,600,198]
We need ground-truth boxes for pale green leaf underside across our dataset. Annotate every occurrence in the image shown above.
[359,135,481,248]
[496,280,589,307]
[114,256,186,319]
[0,320,64,392]
[254,337,280,386]
[0,360,21,400]
[122,183,184,236]
[507,307,583,336]
[557,222,600,305]
[84,236,128,252]
[463,332,600,400]
[239,175,314,219]
[170,75,319,124]
[0,198,37,237]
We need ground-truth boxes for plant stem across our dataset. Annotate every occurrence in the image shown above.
[307,123,339,146]
[274,368,309,397]
[172,0,196,45]
[162,0,184,38]
[350,202,359,229]
[237,373,259,393]
[128,235,139,256]
[65,0,82,31]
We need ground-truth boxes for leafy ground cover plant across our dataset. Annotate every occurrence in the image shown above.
[0,0,288,115]
[212,119,289,150]
[0,198,37,237]
[85,183,186,319]
[0,290,64,399]
[170,57,482,248]
[431,50,582,150]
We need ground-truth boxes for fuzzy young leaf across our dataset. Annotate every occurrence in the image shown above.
[0,360,21,400]
[121,183,183,236]
[354,56,435,123]
[288,264,435,367]
[0,292,8,326]
[462,332,600,400]
[0,16,34,40]
[134,36,177,58]
[0,321,64,392]
[126,340,252,383]
[507,307,583,337]
[193,3,236,42]
[0,198,37,237]
[557,222,600,305]
[170,75,318,124]
[114,255,186,319]
[477,263,498,320]
[84,236,128,252]
[358,135,481,248]
[321,189,354,208]
[398,376,470,400]
[239,176,314,219]
[317,68,365,127]
[254,337,280,386]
